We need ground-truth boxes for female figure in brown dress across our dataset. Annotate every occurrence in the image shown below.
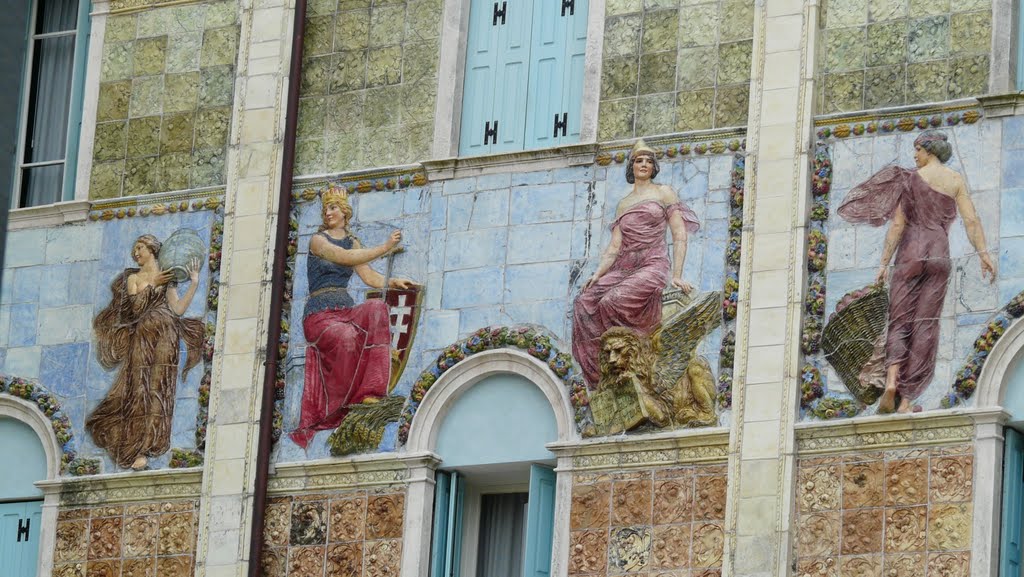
[88,235,204,469]
[838,131,996,413]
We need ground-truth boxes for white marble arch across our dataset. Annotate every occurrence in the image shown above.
[0,395,64,577]
[400,348,579,577]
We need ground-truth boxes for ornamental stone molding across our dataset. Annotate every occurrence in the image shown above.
[267,452,439,495]
[38,468,203,507]
[548,427,730,471]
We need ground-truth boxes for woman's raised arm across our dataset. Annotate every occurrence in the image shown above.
[311,231,400,267]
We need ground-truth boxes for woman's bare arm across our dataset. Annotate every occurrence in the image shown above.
[584,226,623,290]
[954,177,997,281]
[310,231,398,267]
[876,205,906,284]
[166,257,201,315]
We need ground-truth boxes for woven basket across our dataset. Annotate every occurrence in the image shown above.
[821,287,889,404]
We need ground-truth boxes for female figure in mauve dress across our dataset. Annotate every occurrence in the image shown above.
[573,140,700,386]
[838,130,996,413]
[88,235,204,470]
[290,186,415,448]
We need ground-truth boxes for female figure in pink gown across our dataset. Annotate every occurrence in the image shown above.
[838,131,996,413]
[572,140,700,386]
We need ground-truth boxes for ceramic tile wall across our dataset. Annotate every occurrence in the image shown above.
[568,463,727,576]
[293,0,442,174]
[260,489,406,577]
[90,2,239,199]
[818,0,991,113]
[793,444,974,576]
[52,499,200,577]
[598,0,754,140]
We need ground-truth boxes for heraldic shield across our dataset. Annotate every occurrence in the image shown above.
[366,285,424,391]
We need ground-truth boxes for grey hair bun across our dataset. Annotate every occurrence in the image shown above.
[915,130,953,163]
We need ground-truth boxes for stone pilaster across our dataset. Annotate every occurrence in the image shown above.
[193,0,295,575]
[723,1,820,575]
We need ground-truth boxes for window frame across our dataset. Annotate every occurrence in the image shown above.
[11,0,91,209]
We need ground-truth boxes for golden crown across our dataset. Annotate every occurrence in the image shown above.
[631,138,655,157]
[321,185,349,209]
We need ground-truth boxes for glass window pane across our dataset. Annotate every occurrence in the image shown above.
[20,163,63,207]
[36,0,79,34]
[23,35,74,165]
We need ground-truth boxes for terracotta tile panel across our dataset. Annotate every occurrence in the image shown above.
[86,559,121,577]
[927,552,970,576]
[796,512,840,558]
[653,478,693,525]
[883,553,925,577]
[795,557,837,577]
[927,504,972,551]
[155,556,193,577]
[798,464,841,512]
[53,563,86,577]
[572,483,612,530]
[612,479,653,526]
[366,494,404,540]
[609,526,652,573]
[54,520,89,563]
[261,547,287,577]
[327,542,363,575]
[88,517,123,560]
[841,509,882,555]
[885,459,928,506]
[330,496,367,542]
[569,530,610,574]
[59,509,90,522]
[838,555,882,576]
[123,515,158,557]
[691,522,724,568]
[158,512,195,555]
[122,557,156,577]
[291,501,328,546]
[930,455,974,503]
[693,476,726,521]
[884,507,927,553]
[364,539,402,577]
[287,545,326,577]
[265,501,292,547]
[842,461,884,509]
[651,524,690,570]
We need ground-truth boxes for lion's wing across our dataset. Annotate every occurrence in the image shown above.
[653,291,723,386]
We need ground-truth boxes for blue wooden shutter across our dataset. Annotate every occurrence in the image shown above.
[430,471,465,577]
[524,0,587,149]
[460,0,533,156]
[1002,428,1024,576]
[0,501,42,577]
[523,464,556,577]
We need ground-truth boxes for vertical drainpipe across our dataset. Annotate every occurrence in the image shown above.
[247,0,307,573]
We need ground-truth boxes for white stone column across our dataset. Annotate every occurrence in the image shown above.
[400,455,442,577]
[972,411,1010,577]
[723,1,820,576]
[989,0,1019,94]
[193,0,295,575]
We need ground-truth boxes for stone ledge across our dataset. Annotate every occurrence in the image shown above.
[37,467,203,506]
[268,451,440,495]
[548,427,730,471]
[7,200,91,231]
[977,92,1024,118]
[422,143,598,181]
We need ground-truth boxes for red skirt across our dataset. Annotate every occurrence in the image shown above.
[290,300,390,448]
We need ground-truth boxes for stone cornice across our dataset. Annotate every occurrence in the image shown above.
[7,200,91,231]
[422,143,597,181]
[37,468,202,506]
[267,452,440,495]
[977,92,1024,118]
[548,427,730,471]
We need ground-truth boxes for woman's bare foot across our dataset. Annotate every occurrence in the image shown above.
[878,387,897,414]
[896,398,913,413]
[131,456,148,470]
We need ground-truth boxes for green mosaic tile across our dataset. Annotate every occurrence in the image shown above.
[89,161,124,199]
[399,79,437,121]
[166,34,203,73]
[679,0,716,6]
[906,60,948,102]
[327,91,366,134]
[309,0,338,16]
[165,5,205,35]
[601,55,639,99]
[641,9,678,53]
[97,81,132,122]
[204,1,239,28]
[305,16,335,56]
[369,5,406,46]
[330,50,368,92]
[406,121,433,162]
[714,83,748,127]
[160,113,196,154]
[199,65,235,107]
[948,54,989,98]
[635,93,675,136]
[338,0,371,12]
[908,16,949,62]
[93,121,128,162]
[105,15,137,43]
[720,0,754,42]
[717,40,751,84]
[953,0,989,12]
[606,0,642,17]
[824,27,866,73]
[301,56,332,96]
[678,3,719,48]
[159,152,192,191]
[295,139,325,175]
[638,52,675,94]
[133,36,167,76]
[864,64,906,108]
[126,116,161,158]
[597,97,636,140]
[326,132,365,171]
[869,0,907,21]
[192,148,226,187]
[820,71,865,113]
[401,40,440,84]
[129,76,165,118]
[676,46,716,90]
[363,124,403,166]
[335,9,372,51]
[674,88,713,131]
[604,15,642,57]
[363,87,400,128]
[137,10,171,39]
[643,0,676,10]
[950,11,991,55]
[366,45,403,87]
[908,0,948,17]
[406,0,443,40]
[163,72,200,113]
[825,0,867,27]
[123,156,160,196]
[200,26,240,67]
[866,21,907,67]
[101,42,134,82]
[194,107,232,150]
[297,97,327,140]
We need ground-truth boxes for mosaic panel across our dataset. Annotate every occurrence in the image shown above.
[568,464,727,576]
[793,445,973,574]
[598,0,754,140]
[295,0,442,174]
[818,0,991,113]
[52,500,199,577]
[90,2,239,198]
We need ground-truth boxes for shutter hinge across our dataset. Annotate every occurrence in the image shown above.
[492,1,507,25]
[484,120,499,145]
[561,0,574,16]
[552,112,568,137]
[17,518,30,542]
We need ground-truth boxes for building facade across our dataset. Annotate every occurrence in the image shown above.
[0,0,1022,576]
